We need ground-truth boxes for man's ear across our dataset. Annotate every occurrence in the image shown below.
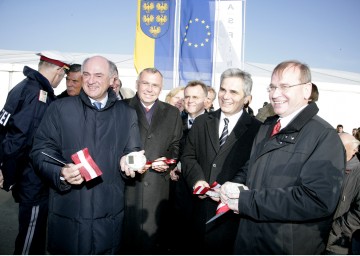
[303,82,312,100]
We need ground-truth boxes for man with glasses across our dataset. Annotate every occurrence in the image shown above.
[121,68,183,254]
[0,51,72,254]
[220,60,345,254]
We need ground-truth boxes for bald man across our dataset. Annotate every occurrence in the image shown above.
[326,133,360,254]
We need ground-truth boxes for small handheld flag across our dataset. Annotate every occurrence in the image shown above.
[71,148,103,181]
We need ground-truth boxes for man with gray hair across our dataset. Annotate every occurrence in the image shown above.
[220,60,344,254]
[181,68,261,254]
[30,55,143,254]
[326,133,360,254]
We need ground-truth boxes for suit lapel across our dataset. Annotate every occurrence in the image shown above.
[220,111,250,153]
[206,110,221,153]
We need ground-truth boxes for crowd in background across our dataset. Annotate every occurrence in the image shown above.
[0,51,359,255]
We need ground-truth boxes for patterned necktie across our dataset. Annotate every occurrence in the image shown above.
[93,102,102,110]
[271,120,281,136]
[219,118,229,147]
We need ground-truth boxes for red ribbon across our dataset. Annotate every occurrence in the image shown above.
[146,158,177,165]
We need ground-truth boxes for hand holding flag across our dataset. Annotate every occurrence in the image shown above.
[71,148,103,182]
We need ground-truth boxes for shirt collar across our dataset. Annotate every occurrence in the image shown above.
[88,93,108,108]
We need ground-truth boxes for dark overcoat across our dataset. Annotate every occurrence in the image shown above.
[181,109,261,254]
[234,103,345,254]
[122,95,183,253]
[30,90,141,254]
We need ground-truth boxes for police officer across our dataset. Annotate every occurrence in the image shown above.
[0,50,73,254]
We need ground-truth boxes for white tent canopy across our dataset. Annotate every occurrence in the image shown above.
[1,49,359,133]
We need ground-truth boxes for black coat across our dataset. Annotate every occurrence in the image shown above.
[234,103,345,254]
[181,109,261,254]
[121,95,183,254]
[0,66,56,201]
[326,156,360,254]
[30,90,142,254]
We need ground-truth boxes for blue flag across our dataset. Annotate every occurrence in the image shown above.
[179,0,215,85]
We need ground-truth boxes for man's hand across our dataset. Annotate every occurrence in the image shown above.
[0,169,4,189]
[151,157,169,173]
[194,180,210,199]
[220,181,248,212]
[170,166,180,181]
[60,163,84,185]
[120,150,148,177]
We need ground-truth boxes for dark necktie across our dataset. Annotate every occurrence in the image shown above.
[271,120,281,136]
[93,102,102,110]
[189,118,194,128]
[219,118,229,147]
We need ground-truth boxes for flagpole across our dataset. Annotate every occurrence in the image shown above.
[242,0,246,68]
[172,0,181,88]
[211,0,220,89]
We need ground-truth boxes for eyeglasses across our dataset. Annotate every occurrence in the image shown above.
[267,82,308,93]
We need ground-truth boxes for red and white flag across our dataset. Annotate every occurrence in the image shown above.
[71,148,103,181]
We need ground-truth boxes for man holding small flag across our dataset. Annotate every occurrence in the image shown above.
[30,56,143,254]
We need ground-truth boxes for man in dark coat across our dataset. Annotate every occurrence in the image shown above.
[220,60,345,254]
[0,50,72,254]
[326,133,360,254]
[181,68,261,254]
[121,68,183,254]
[169,80,208,253]
[30,56,142,254]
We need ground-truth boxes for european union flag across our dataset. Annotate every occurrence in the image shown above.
[179,0,215,85]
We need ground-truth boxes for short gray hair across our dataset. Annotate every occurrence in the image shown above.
[220,68,253,96]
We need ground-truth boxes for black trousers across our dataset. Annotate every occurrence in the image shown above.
[14,200,48,255]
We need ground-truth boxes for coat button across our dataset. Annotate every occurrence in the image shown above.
[147,135,152,139]
[144,181,149,186]
[213,164,216,167]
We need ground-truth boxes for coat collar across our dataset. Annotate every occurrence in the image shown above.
[206,109,253,153]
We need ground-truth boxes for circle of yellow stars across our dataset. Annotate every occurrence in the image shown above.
[183,18,211,48]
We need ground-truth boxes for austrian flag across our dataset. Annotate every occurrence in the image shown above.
[71,148,103,181]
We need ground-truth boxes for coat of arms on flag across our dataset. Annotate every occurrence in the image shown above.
[140,0,171,38]
[71,148,103,182]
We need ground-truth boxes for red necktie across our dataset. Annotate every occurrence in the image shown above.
[271,120,281,136]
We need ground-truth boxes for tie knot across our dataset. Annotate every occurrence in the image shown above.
[271,120,281,136]
[189,118,194,125]
[145,107,150,112]
[224,118,229,125]
[93,102,102,110]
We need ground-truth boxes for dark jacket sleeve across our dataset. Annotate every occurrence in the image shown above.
[166,109,183,161]
[30,103,71,192]
[1,87,46,191]
[239,127,344,221]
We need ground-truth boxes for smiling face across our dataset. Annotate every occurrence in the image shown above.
[136,70,163,106]
[218,77,250,117]
[184,84,206,118]
[270,66,311,118]
[82,56,112,101]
